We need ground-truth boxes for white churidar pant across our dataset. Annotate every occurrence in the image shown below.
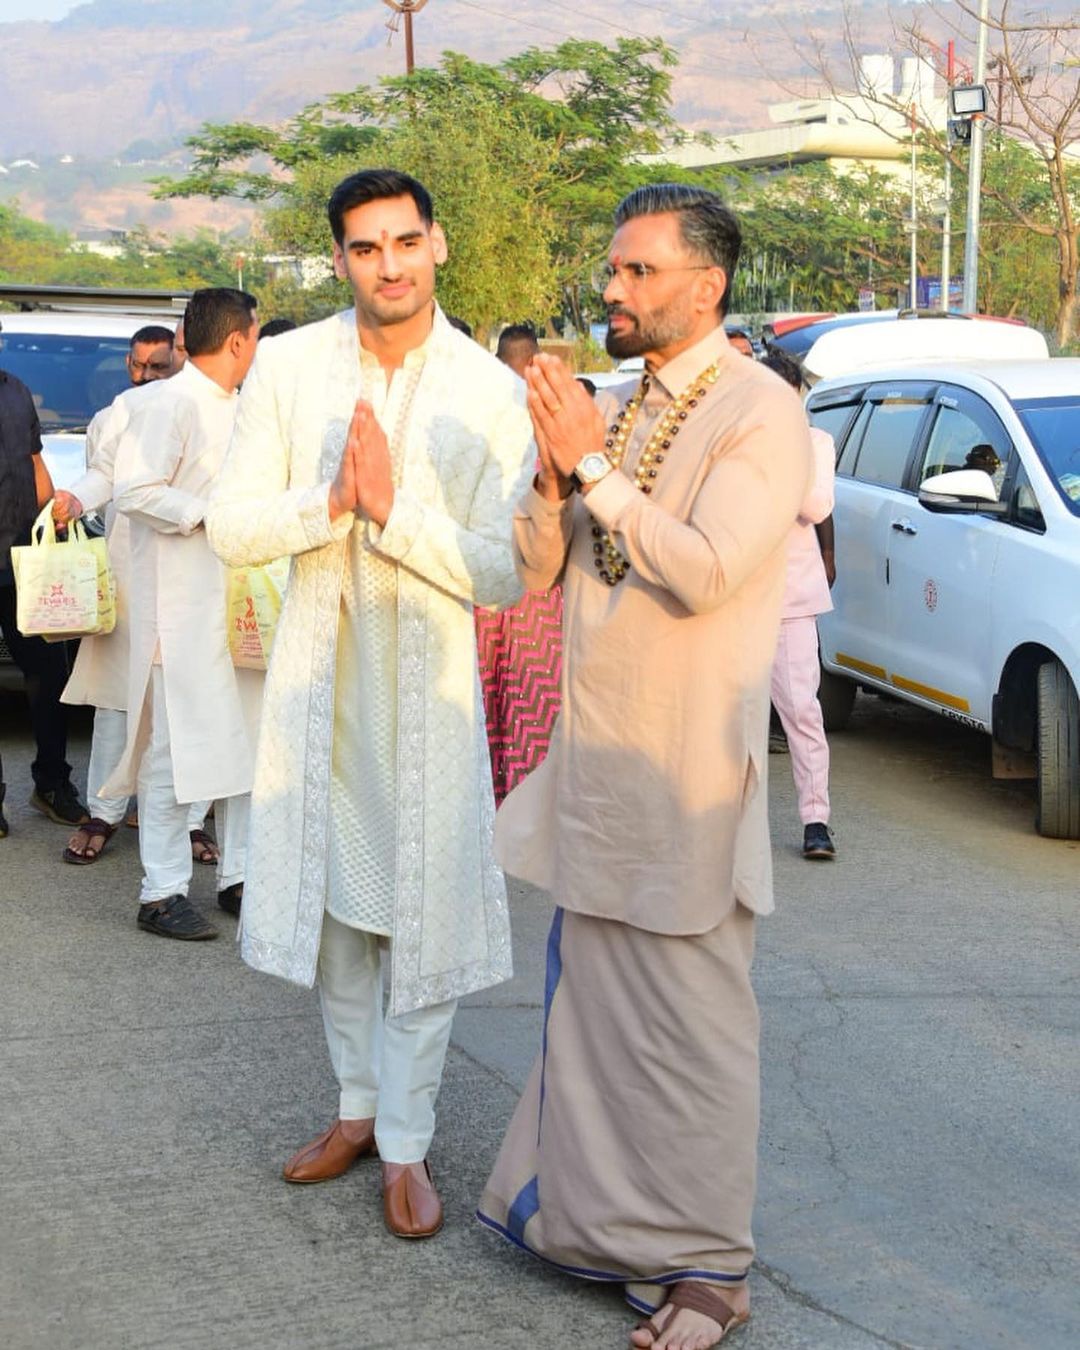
[88,706,210,832]
[135,669,248,901]
[770,615,831,825]
[317,912,457,1165]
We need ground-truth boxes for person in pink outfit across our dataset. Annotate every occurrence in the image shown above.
[762,349,837,859]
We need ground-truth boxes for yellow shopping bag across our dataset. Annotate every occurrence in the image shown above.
[10,502,116,641]
[227,557,290,670]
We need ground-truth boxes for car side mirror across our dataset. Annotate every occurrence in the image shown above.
[919,468,1008,516]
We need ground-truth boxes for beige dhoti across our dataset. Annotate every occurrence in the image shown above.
[478,903,759,1315]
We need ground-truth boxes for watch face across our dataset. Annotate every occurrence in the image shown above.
[581,454,609,480]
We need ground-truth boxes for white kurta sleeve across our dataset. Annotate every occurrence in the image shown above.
[206,348,351,567]
[112,397,205,535]
[67,400,126,513]
[367,397,535,610]
[511,482,575,591]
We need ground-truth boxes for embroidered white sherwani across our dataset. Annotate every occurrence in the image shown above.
[103,363,261,805]
[205,308,535,1016]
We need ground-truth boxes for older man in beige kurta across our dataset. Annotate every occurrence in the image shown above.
[479,185,812,1348]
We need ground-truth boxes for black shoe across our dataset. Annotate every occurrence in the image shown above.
[217,882,243,917]
[768,730,790,754]
[30,780,89,826]
[137,894,218,941]
[0,784,8,839]
[802,822,835,859]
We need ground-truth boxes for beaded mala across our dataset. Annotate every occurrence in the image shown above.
[590,360,721,586]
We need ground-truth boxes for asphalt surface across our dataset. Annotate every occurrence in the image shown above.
[0,689,1077,1350]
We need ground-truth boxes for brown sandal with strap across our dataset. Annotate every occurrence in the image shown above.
[190,828,219,865]
[634,1281,750,1347]
[62,817,118,865]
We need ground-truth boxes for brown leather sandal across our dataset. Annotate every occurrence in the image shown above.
[190,828,219,865]
[634,1281,749,1347]
[62,818,118,865]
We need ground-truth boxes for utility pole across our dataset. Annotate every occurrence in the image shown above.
[381,0,430,76]
[961,0,990,314]
[942,41,954,312]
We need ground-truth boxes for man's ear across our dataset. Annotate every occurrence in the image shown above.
[332,241,348,282]
[695,266,727,317]
[430,222,448,266]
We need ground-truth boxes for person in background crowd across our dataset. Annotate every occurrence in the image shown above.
[475,321,563,804]
[760,348,837,860]
[101,288,262,939]
[0,318,88,837]
[205,169,534,1238]
[495,323,540,378]
[55,320,218,868]
[479,183,812,1350]
[259,318,297,340]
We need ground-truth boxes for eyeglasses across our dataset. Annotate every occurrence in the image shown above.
[129,358,173,377]
[592,261,716,292]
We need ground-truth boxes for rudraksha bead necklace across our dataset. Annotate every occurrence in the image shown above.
[590,360,721,586]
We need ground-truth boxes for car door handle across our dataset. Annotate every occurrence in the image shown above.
[891,518,918,536]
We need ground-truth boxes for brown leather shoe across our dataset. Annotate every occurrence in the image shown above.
[382,1160,444,1238]
[282,1119,376,1184]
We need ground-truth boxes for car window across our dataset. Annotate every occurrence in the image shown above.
[0,331,131,431]
[807,402,857,458]
[1011,461,1046,532]
[850,396,928,488]
[1014,398,1080,515]
[918,395,1010,497]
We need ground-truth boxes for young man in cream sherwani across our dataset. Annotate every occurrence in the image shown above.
[206,169,534,1239]
[103,288,261,941]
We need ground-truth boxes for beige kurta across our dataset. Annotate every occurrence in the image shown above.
[480,323,813,1302]
[101,363,260,805]
[494,325,813,932]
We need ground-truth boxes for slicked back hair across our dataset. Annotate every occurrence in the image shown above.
[183,288,258,358]
[614,183,741,316]
[328,169,434,245]
[130,325,174,349]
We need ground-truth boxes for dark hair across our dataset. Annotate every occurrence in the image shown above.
[259,317,297,340]
[760,348,803,391]
[496,323,539,355]
[130,324,174,349]
[183,288,258,358]
[446,315,473,338]
[327,169,434,245]
[614,183,741,317]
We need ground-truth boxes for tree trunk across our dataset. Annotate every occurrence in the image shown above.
[1054,228,1079,350]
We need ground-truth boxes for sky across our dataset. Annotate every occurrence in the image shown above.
[0,1,85,21]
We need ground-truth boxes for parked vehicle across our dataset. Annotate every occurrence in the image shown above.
[808,354,1080,838]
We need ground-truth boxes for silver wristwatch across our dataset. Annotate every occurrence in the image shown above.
[572,451,614,489]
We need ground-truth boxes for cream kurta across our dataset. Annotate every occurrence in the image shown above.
[205,308,536,1015]
[101,363,260,804]
[61,385,155,712]
[494,325,813,932]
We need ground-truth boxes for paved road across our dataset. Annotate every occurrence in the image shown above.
[0,689,1076,1350]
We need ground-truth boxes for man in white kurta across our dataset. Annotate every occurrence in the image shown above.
[54,323,216,866]
[103,288,262,940]
[206,170,534,1238]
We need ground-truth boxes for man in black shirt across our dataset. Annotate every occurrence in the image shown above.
[0,319,89,836]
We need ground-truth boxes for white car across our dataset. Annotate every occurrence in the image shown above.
[0,310,164,491]
[808,356,1080,838]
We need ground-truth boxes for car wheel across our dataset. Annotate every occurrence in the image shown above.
[818,668,857,732]
[1035,660,1080,839]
